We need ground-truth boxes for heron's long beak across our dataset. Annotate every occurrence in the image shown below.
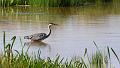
[53,23,58,25]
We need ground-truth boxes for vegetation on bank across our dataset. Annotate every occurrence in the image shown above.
[0,0,119,7]
[0,32,120,68]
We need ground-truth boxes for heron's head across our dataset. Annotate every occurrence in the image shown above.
[49,23,58,26]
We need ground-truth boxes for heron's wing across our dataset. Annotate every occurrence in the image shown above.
[30,33,47,40]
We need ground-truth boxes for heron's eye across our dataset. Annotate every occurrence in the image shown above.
[40,34,44,37]
[30,35,33,38]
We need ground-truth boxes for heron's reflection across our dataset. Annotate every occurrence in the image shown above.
[24,41,51,52]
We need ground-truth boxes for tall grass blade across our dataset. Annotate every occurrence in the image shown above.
[55,55,60,63]
[84,48,87,56]
[37,49,41,59]
[111,48,120,64]
[107,46,111,68]
[14,49,20,55]
[3,31,6,53]
[93,41,99,49]
[59,57,64,64]
[11,36,16,48]
[81,58,87,68]
[19,37,23,46]
[107,46,110,59]
[93,41,100,52]
[25,45,30,54]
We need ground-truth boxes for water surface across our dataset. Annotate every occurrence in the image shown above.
[0,5,120,67]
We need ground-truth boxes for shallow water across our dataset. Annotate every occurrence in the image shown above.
[0,5,120,67]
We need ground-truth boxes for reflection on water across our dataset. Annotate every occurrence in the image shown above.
[0,4,120,67]
[24,41,51,52]
[25,41,48,47]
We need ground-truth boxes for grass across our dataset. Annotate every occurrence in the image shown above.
[0,32,120,68]
[0,0,119,7]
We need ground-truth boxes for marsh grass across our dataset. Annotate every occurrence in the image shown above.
[0,32,119,68]
[0,0,118,7]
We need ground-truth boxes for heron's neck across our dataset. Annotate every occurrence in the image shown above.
[47,25,51,37]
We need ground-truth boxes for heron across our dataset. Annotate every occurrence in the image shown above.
[24,23,57,41]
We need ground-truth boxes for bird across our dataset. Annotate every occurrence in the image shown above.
[24,23,57,41]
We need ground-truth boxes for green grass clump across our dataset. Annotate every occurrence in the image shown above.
[0,32,119,68]
[91,51,108,68]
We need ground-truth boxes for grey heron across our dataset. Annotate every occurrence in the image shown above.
[24,23,57,41]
